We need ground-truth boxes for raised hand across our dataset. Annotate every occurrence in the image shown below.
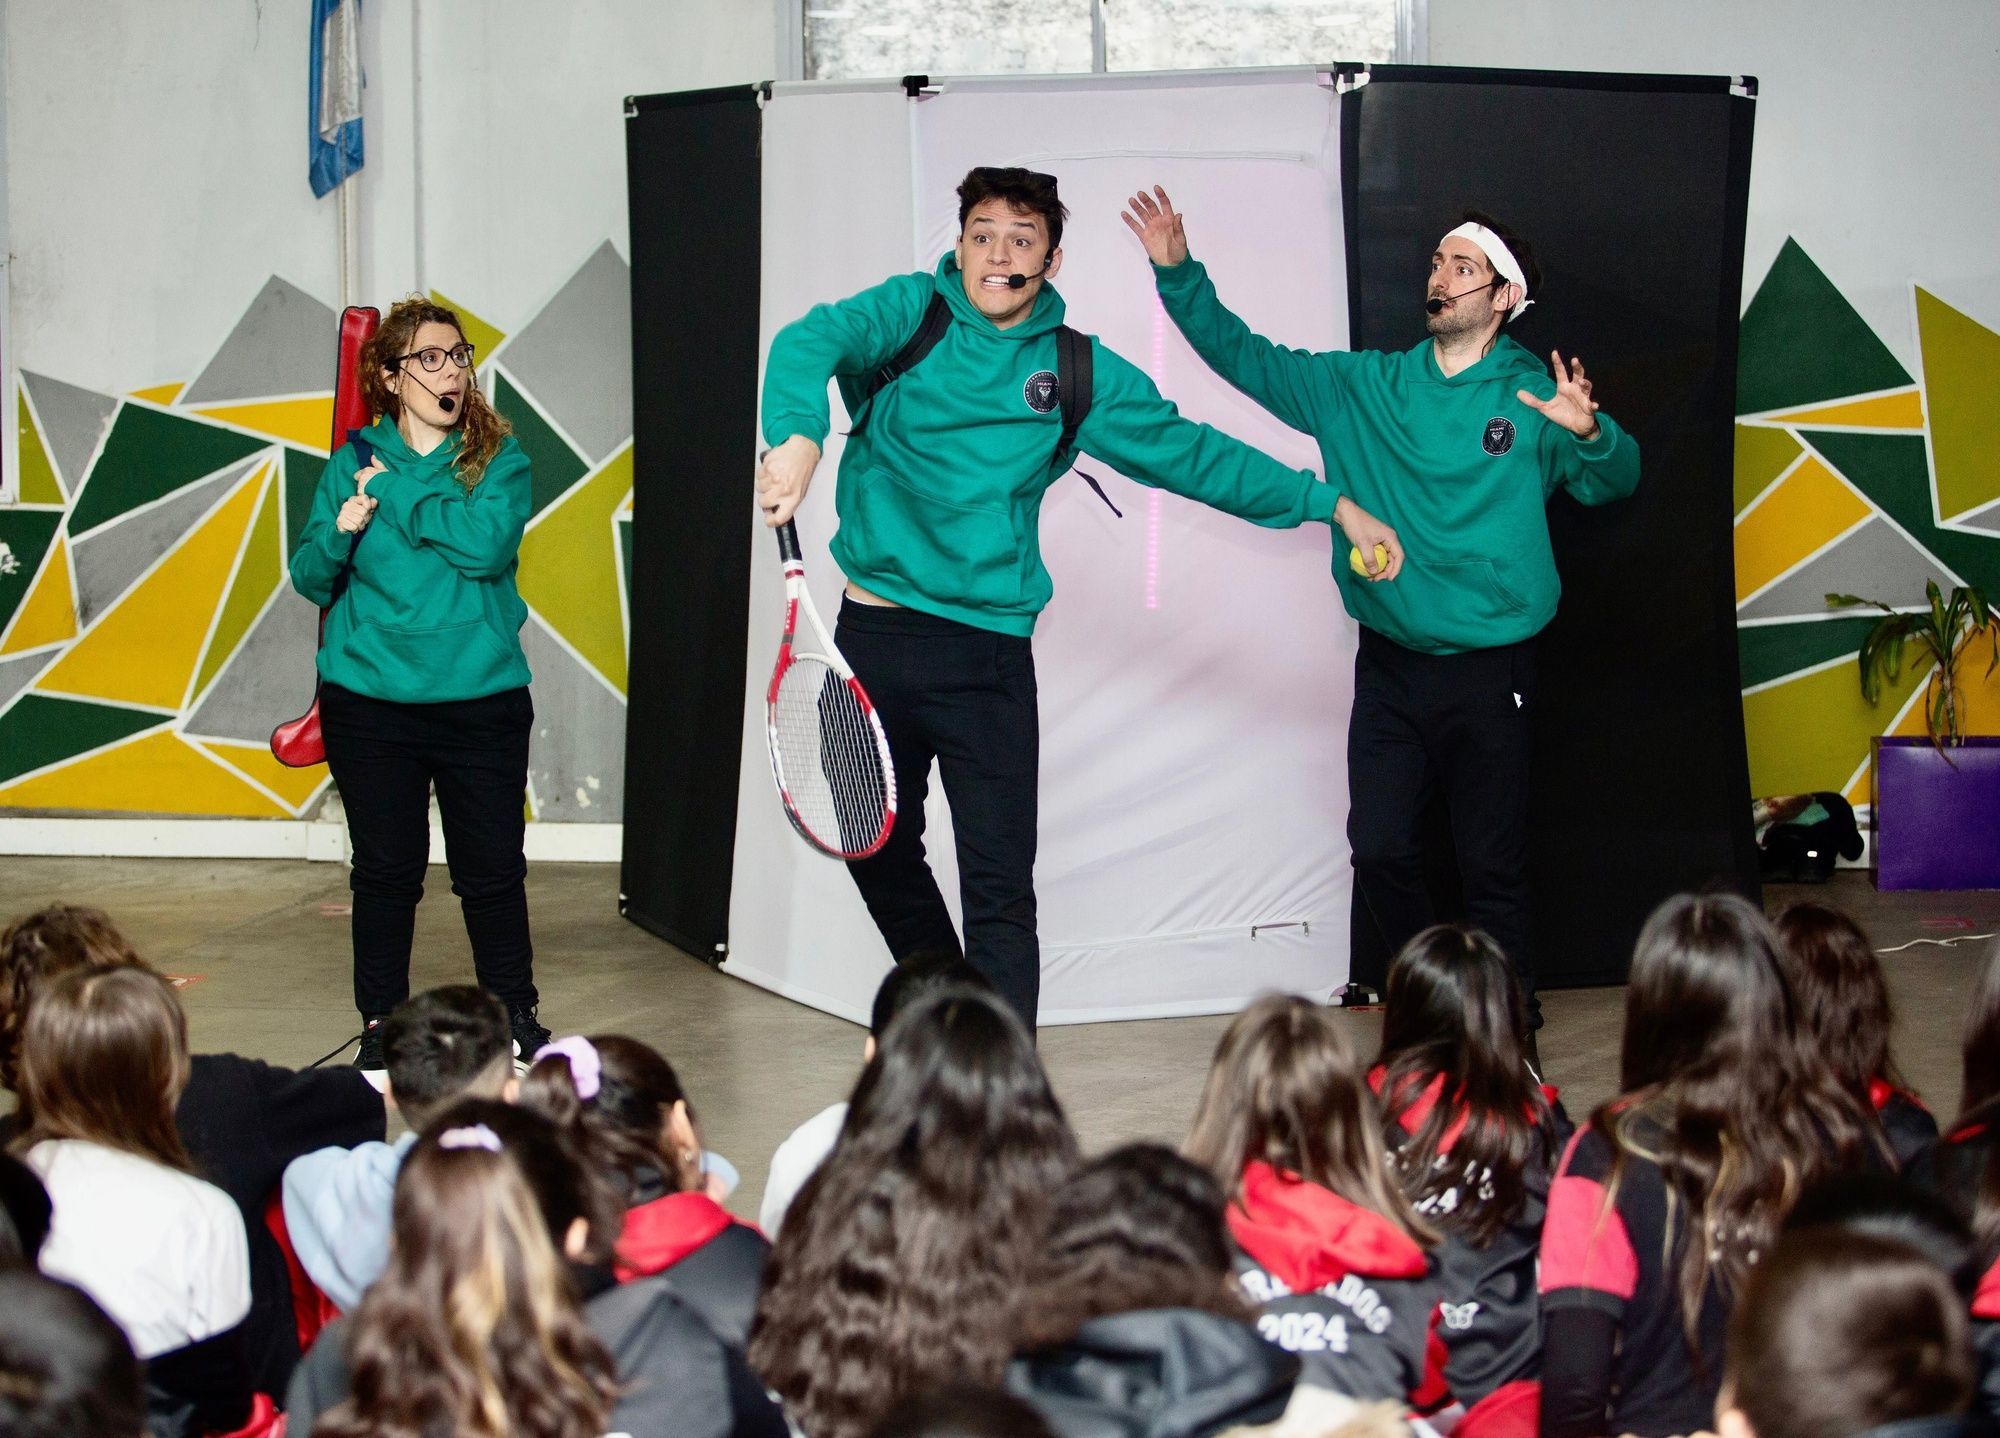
[1119,185,1189,268]
[757,434,822,528]
[1517,350,1602,439]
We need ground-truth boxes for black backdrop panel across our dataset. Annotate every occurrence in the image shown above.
[620,86,763,961]
[1341,68,1761,989]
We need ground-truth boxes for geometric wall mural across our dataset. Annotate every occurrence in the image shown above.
[0,242,634,822]
[1736,238,2000,804]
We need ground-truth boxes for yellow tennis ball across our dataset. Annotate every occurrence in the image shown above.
[1348,543,1392,577]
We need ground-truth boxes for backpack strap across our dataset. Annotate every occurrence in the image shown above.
[851,291,952,436]
[1054,324,1093,463]
[1055,326,1120,517]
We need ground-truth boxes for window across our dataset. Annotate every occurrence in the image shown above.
[798,0,1415,82]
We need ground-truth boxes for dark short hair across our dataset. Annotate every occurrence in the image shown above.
[1459,208,1541,325]
[871,949,992,1040]
[0,1271,146,1438]
[1728,1230,1974,1438]
[382,986,512,1132]
[1785,1173,1981,1301]
[958,167,1067,251]
[0,1154,51,1269]
[869,1382,1055,1438]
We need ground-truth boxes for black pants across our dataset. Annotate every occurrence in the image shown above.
[835,600,1041,1029]
[320,681,537,1017]
[1346,627,1540,1026]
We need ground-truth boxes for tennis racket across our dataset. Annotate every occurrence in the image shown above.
[765,519,897,860]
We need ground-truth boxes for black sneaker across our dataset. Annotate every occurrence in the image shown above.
[353,1015,390,1092]
[509,1005,552,1072]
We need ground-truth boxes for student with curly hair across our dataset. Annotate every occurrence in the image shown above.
[750,986,1079,1438]
[289,295,550,1075]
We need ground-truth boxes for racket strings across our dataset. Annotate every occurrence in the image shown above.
[773,657,890,855]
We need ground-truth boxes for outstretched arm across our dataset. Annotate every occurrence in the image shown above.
[1125,184,1338,437]
[1077,341,1337,530]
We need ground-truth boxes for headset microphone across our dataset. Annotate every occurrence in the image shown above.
[402,366,462,414]
[1426,277,1500,315]
[1006,256,1057,291]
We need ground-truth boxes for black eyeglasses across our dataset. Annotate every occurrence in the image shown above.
[398,343,477,372]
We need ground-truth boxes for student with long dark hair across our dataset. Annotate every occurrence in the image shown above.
[1374,926,1564,1432]
[521,1033,769,1344]
[1715,1229,1983,1438]
[10,966,257,1435]
[1911,943,2000,1422]
[1009,1145,1298,1435]
[1539,893,1883,1438]
[290,295,550,1074]
[750,986,1079,1438]
[1186,994,1438,1407]
[1774,900,1938,1166]
[290,1099,786,1438]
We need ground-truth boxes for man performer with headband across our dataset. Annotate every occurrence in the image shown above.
[758,168,1343,1031]
[1123,189,1639,1064]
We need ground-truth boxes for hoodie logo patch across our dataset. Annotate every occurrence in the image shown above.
[1482,416,1516,456]
[1024,370,1061,414]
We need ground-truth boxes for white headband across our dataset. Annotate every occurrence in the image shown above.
[1443,222,1532,322]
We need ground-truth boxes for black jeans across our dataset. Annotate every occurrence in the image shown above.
[1346,627,1540,1027]
[835,600,1041,1029]
[320,681,537,1017]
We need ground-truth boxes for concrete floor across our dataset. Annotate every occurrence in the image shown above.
[2,858,1995,1221]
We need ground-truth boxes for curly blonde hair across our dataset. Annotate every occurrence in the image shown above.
[359,296,511,489]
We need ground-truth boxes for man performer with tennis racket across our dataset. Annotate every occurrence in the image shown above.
[757,166,1343,1031]
[1122,187,1639,1065]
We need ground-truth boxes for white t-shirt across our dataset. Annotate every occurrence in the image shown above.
[759,1100,848,1239]
[26,1138,252,1359]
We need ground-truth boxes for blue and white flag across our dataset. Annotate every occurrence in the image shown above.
[309,0,364,197]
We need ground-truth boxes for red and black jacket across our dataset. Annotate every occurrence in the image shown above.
[1538,1115,1731,1438]
[1871,1076,1940,1171]
[1227,1159,1438,1403]
[615,1182,770,1348]
[1911,1119,2000,1423]
[1371,1069,1568,1420]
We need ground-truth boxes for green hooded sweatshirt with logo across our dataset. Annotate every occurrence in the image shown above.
[760,254,1339,636]
[1156,253,1640,655]
[289,419,533,703]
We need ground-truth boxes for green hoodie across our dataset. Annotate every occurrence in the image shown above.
[1156,254,1640,655]
[761,254,1339,636]
[289,419,532,703]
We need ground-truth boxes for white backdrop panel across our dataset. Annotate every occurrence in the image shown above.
[727,72,1358,1025]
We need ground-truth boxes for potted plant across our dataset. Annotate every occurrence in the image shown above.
[1827,581,2000,889]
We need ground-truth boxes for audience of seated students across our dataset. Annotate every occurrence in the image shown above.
[1775,900,1939,1166]
[13,887,2000,1438]
[287,1097,787,1438]
[1913,941,2000,1424]
[1538,892,1885,1438]
[1372,925,1566,1437]
[1717,1227,1985,1438]
[281,983,512,1311]
[750,985,1080,1438]
[0,1269,150,1438]
[0,904,385,1396]
[1185,993,1441,1408]
[1009,1143,1299,1435]
[761,949,989,1238]
[9,964,258,1434]
[521,1032,769,1344]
